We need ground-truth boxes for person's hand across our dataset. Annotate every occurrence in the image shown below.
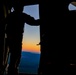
[36,42,41,45]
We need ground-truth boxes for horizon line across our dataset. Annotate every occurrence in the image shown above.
[22,50,41,54]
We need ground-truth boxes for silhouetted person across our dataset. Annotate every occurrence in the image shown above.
[1,2,40,75]
[0,1,17,75]
[0,0,11,74]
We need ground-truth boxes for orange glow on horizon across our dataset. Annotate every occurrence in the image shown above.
[22,43,40,53]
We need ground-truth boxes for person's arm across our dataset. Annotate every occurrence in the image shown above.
[24,13,40,26]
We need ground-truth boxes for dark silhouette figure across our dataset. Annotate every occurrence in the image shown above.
[0,0,11,74]
[0,1,18,75]
[2,2,40,75]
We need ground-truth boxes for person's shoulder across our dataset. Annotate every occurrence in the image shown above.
[8,12,14,16]
[7,12,16,20]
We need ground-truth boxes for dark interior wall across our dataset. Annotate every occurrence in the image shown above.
[38,0,76,74]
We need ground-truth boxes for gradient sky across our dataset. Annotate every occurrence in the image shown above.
[22,4,40,53]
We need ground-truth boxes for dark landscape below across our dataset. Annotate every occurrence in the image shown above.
[19,51,40,75]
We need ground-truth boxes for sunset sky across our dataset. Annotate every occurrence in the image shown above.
[22,4,40,53]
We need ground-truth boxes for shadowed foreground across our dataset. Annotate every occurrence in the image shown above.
[19,73,37,75]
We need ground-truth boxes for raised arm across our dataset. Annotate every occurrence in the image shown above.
[24,13,40,26]
[29,18,40,26]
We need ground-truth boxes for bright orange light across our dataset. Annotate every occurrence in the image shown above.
[22,42,40,53]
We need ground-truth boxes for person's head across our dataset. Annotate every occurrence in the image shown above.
[13,1,24,13]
